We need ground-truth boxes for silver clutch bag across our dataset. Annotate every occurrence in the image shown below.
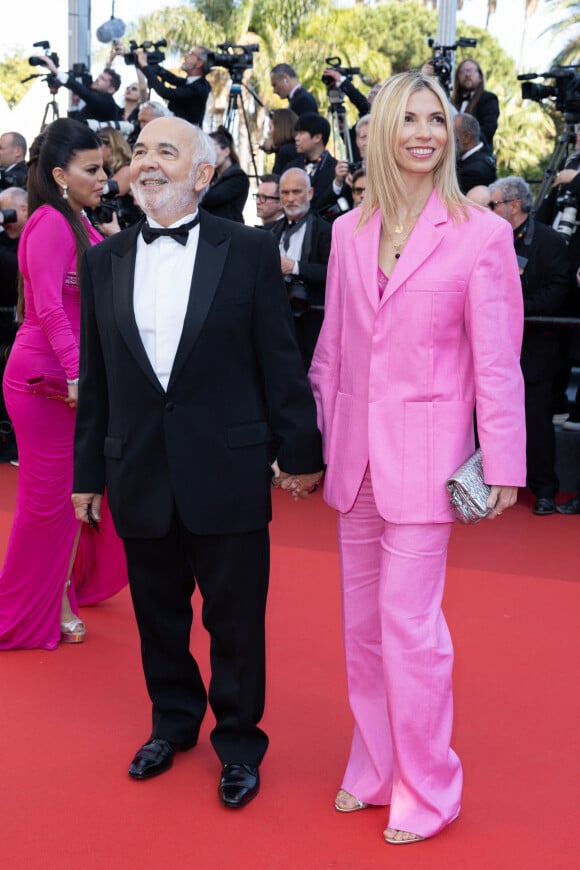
[446,448,491,524]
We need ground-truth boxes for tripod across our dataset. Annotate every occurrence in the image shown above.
[326,97,353,163]
[534,111,579,210]
[21,73,60,131]
[222,69,263,180]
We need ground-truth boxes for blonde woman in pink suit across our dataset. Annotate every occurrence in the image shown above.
[308,72,526,844]
[0,119,127,651]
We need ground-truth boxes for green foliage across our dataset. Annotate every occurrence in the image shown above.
[0,50,36,109]
[541,0,580,65]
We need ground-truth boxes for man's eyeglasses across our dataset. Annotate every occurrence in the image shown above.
[352,187,366,195]
[488,198,517,210]
[254,193,280,202]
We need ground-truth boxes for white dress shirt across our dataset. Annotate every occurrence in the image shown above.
[133,212,199,391]
[278,220,307,276]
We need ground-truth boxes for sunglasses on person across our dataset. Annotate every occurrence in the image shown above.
[488,198,517,210]
[352,186,366,195]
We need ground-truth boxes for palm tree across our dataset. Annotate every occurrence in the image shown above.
[541,0,580,65]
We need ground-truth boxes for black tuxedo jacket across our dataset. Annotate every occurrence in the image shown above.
[74,211,322,538]
[271,213,332,306]
[517,218,571,382]
[457,148,497,194]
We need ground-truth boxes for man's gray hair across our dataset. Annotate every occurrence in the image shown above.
[489,176,533,214]
[193,126,216,202]
[0,186,27,208]
[138,101,172,118]
[280,167,311,189]
[356,114,370,134]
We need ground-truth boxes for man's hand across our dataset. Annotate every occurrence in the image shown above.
[280,255,297,276]
[323,68,343,85]
[272,467,324,500]
[71,492,103,524]
[334,160,350,186]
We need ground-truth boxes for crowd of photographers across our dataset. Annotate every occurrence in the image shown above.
[1,40,580,515]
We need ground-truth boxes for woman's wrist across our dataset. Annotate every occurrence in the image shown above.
[66,378,79,385]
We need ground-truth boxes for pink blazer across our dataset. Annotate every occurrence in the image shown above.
[309,189,527,523]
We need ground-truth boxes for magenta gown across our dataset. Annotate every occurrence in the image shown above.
[0,205,128,650]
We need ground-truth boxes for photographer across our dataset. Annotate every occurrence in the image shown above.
[271,168,331,370]
[40,55,121,123]
[0,132,27,191]
[136,46,211,127]
[451,59,499,153]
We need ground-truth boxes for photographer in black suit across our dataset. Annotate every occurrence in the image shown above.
[136,46,211,127]
[271,167,332,369]
[0,132,27,191]
[489,176,570,515]
[451,58,499,153]
[41,56,121,123]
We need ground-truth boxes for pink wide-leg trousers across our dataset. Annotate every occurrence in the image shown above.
[337,468,463,837]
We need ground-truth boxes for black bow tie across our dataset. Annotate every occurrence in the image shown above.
[141,215,199,246]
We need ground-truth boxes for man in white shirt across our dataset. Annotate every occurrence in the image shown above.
[72,117,323,808]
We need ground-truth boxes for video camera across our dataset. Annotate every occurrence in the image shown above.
[426,36,478,95]
[207,43,259,82]
[28,40,59,70]
[322,56,361,105]
[519,66,580,115]
[125,39,167,66]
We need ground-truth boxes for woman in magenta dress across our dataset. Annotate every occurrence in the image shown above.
[0,118,127,651]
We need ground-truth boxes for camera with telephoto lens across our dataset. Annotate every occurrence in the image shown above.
[124,39,167,66]
[426,36,478,95]
[0,209,17,226]
[70,62,92,88]
[28,40,60,70]
[552,189,579,242]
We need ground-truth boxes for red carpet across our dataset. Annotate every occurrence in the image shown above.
[1,464,579,869]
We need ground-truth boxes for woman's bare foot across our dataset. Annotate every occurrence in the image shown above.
[334,788,368,813]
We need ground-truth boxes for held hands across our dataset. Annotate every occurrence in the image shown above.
[65,382,78,409]
[280,255,297,276]
[486,485,518,520]
[272,463,324,501]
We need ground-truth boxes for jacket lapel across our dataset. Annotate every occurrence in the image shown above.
[352,209,382,310]
[380,189,449,305]
[111,222,163,393]
[167,210,230,389]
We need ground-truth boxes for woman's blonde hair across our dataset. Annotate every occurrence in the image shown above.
[360,71,469,228]
[98,127,132,174]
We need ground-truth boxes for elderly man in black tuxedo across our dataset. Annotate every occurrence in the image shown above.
[72,117,323,808]
[454,113,497,195]
[271,167,332,370]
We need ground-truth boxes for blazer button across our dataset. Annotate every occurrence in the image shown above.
[165,402,175,412]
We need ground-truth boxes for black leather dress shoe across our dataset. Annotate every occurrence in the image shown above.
[128,738,177,780]
[218,763,260,808]
[533,497,556,516]
[556,494,580,515]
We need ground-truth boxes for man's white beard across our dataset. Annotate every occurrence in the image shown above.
[131,169,197,222]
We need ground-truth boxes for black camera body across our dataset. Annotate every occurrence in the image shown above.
[207,43,259,82]
[0,209,17,226]
[519,67,580,115]
[29,39,59,69]
[321,56,361,88]
[286,278,310,315]
[125,39,167,66]
[426,36,478,95]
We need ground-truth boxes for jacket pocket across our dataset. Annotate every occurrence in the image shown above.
[103,436,123,459]
[226,420,272,449]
